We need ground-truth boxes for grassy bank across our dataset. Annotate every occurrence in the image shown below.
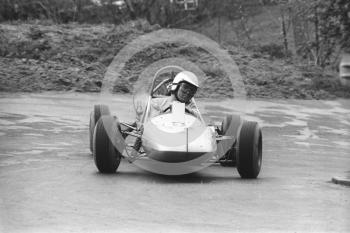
[0,20,349,99]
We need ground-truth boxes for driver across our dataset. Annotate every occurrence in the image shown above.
[150,71,200,118]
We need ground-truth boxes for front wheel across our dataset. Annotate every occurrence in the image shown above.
[237,121,262,179]
[93,116,124,174]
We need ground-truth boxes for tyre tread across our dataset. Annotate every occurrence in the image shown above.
[93,116,121,174]
[237,121,262,179]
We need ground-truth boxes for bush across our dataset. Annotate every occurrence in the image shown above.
[254,43,292,59]
[0,29,9,56]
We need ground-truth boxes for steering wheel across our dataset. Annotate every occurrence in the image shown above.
[151,78,172,98]
[151,66,185,98]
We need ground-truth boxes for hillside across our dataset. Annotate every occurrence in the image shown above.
[0,20,349,99]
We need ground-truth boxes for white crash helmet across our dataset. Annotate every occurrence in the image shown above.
[171,71,199,92]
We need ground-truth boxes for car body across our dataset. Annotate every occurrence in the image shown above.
[89,66,263,178]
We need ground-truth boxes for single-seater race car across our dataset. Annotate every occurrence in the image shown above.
[89,66,262,178]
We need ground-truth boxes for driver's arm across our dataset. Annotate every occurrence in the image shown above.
[150,97,170,118]
[186,101,200,118]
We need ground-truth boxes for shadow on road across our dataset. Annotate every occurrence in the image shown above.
[92,166,269,184]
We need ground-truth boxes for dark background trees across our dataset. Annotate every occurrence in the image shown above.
[285,0,350,66]
[0,0,349,67]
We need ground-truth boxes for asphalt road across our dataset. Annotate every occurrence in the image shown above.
[0,93,349,233]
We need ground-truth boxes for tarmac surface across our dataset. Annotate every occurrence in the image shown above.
[0,93,349,233]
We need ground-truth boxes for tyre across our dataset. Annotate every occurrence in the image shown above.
[219,115,241,167]
[93,116,124,174]
[237,121,262,179]
[89,105,110,152]
[89,112,95,152]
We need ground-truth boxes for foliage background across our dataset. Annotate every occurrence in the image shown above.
[0,0,349,98]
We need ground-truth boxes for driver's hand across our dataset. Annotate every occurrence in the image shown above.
[185,107,198,117]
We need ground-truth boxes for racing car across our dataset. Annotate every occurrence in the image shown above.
[89,66,262,178]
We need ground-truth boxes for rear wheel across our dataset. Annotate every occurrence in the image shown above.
[89,112,95,152]
[94,105,110,124]
[93,116,123,174]
[89,105,110,152]
[219,115,241,167]
[237,121,262,179]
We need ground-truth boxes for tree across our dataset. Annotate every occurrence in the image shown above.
[319,0,350,52]
[288,0,349,66]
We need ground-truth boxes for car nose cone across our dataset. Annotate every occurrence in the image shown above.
[142,114,217,163]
